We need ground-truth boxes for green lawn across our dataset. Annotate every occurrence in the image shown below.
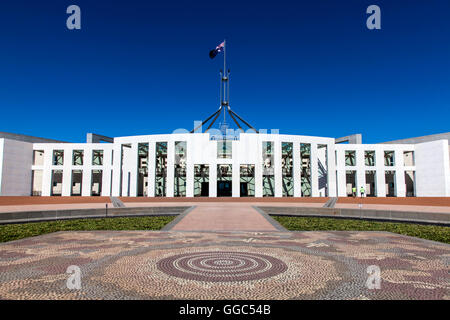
[272,216,450,244]
[0,216,176,243]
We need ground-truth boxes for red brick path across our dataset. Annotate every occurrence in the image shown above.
[170,203,278,231]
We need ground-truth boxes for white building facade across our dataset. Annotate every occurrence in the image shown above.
[0,132,449,197]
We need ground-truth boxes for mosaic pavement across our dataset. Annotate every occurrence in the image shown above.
[0,231,449,300]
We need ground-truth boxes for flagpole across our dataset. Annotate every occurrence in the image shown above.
[223,39,226,77]
[223,39,226,124]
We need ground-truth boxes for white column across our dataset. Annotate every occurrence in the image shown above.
[232,162,240,197]
[356,149,365,197]
[274,140,282,197]
[335,148,347,197]
[327,144,337,197]
[310,143,319,197]
[147,141,155,197]
[337,169,346,197]
[111,144,122,196]
[255,139,263,197]
[166,141,175,197]
[394,150,405,197]
[186,139,194,197]
[41,147,53,196]
[102,168,111,196]
[209,163,217,197]
[293,143,301,197]
[375,150,386,197]
[62,149,71,196]
[101,148,112,196]
[81,148,92,196]
[129,143,138,197]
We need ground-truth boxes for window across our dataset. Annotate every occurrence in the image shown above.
[174,141,187,197]
[300,143,311,197]
[91,170,103,196]
[262,141,274,197]
[72,150,84,166]
[345,150,356,166]
[240,164,255,197]
[53,150,64,165]
[364,151,375,166]
[217,140,232,159]
[155,142,167,197]
[217,164,232,197]
[384,151,395,166]
[92,150,104,165]
[138,144,149,197]
[71,170,83,196]
[385,170,396,196]
[318,144,328,197]
[194,165,209,197]
[365,170,376,196]
[51,170,63,195]
[282,142,293,197]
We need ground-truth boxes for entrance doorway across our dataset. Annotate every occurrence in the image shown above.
[217,181,232,197]
[217,164,232,197]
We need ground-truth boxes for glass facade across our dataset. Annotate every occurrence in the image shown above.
[138,143,149,197]
[91,170,102,196]
[364,151,375,166]
[384,151,395,166]
[318,144,328,197]
[385,170,396,196]
[174,141,187,197]
[262,141,275,197]
[281,142,293,197]
[92,150,103,165]
[71,170,82,196]
[300,143,311,197]
[217,164,232,197]
[345,150,356,166]
[194,164,209,197]
[53,150,64,165]
[51,170,63,196]
[72,150,83,166]
[240,164,255,197]
[155,142,167,197]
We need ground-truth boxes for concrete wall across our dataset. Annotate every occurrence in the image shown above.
[0,138,34,196]
[381,132,450,145]
[415,140,450,196]
[0,139,4,195]
[0,131,64,143]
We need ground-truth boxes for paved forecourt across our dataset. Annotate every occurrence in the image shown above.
[0,230,448,300]
[0,197,449,300]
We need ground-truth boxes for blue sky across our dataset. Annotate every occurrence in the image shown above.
[0,0,449,143]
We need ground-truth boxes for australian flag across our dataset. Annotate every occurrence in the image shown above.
[209,41,225,59]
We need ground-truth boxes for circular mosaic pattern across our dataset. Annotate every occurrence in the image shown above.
[157,251,288,282]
